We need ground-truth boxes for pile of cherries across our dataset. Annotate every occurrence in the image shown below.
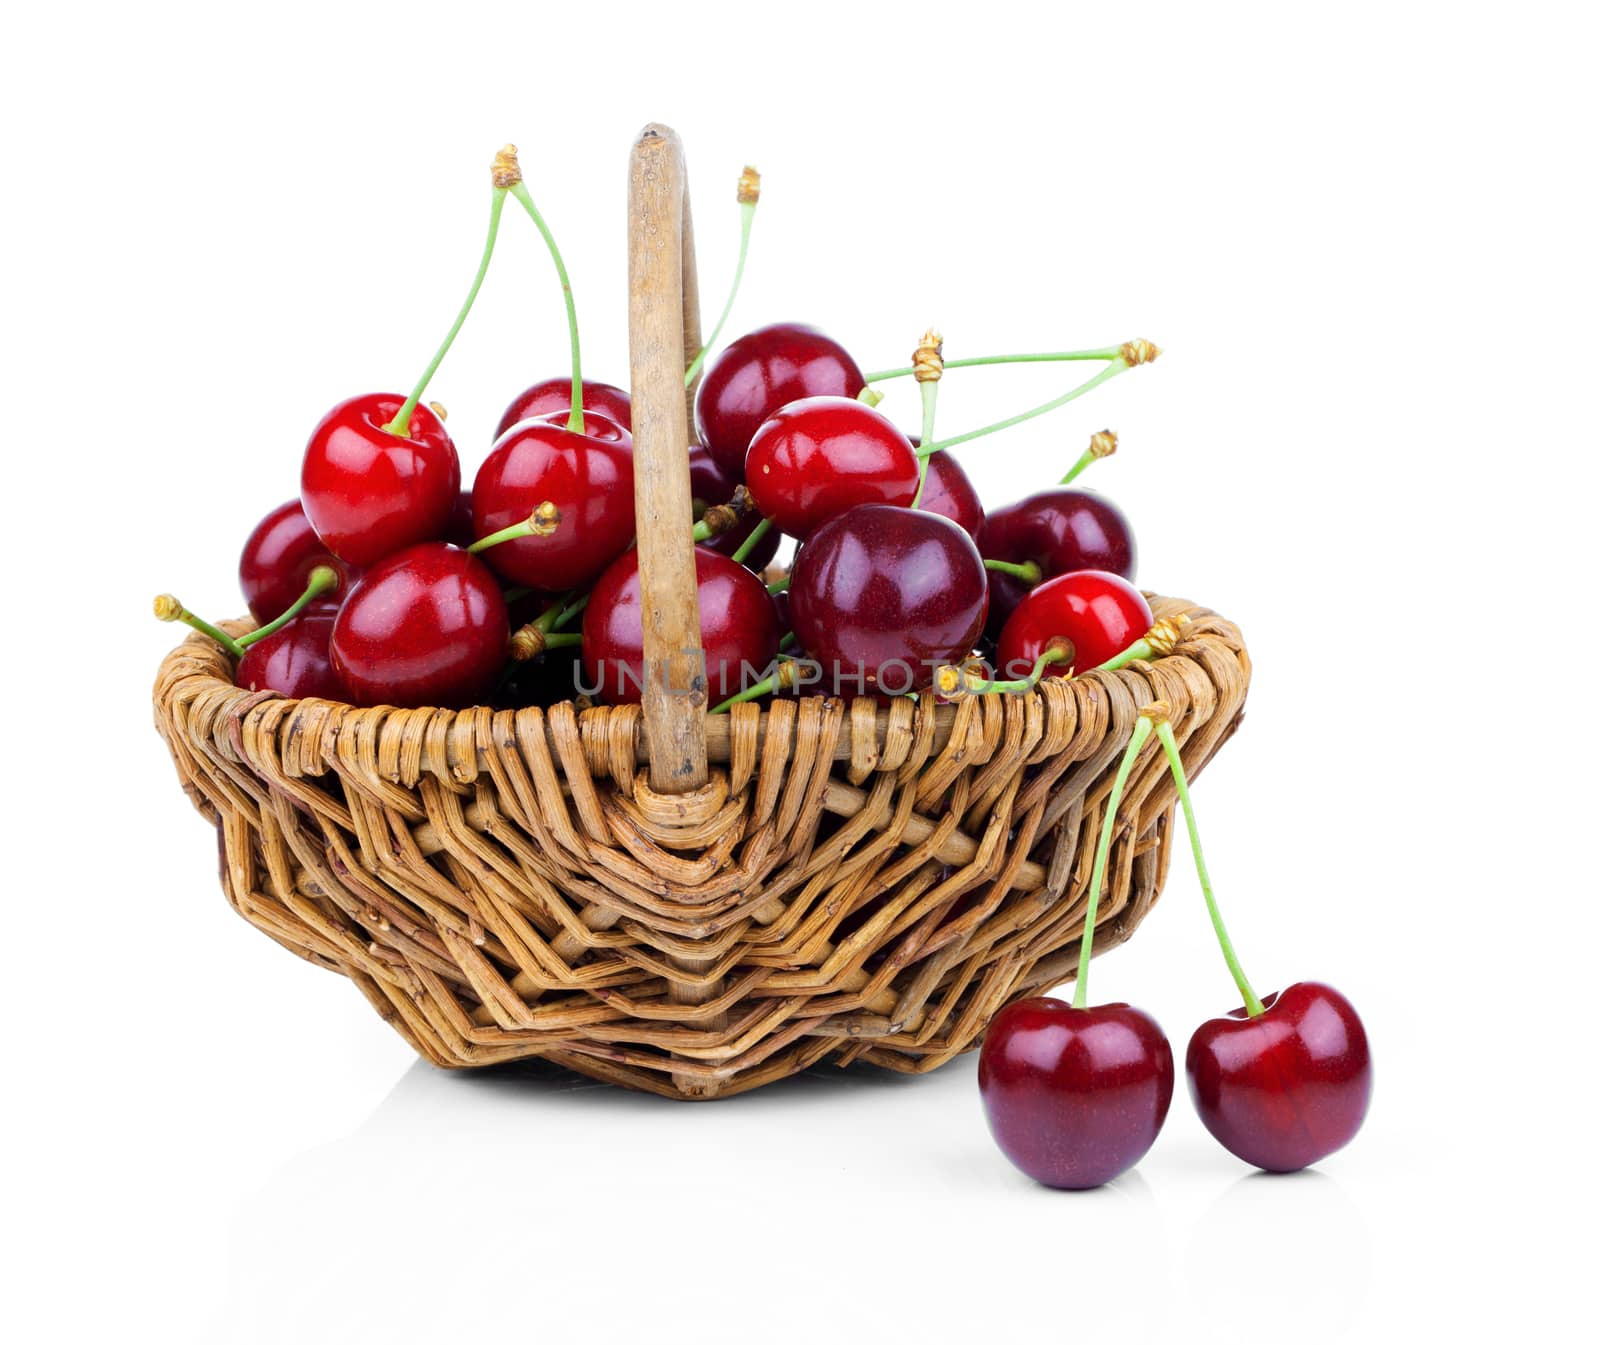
[156,142,1369,1181]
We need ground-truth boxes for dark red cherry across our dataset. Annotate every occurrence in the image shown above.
[471,411,634,590]
[995,570,1152,682]
[494,377,632,439]
[746,397,919,539]
[788,504,988,696]
[442,491,477,549]
[239,499,362,625]
[581,545,779,705]
[914,448,985,543]
[982,489,1136,637]
[330,543,508,708]
[300,393,460,567]
[1187,981,1372,1173]
[695,323,865,475]
[979,997,1175,1189]
[234,609,343,701]
[689,441,780,570]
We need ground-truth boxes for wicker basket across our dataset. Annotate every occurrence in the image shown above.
[152,125,1251,1099]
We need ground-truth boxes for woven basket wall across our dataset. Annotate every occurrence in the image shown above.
[152,594,1247,1099]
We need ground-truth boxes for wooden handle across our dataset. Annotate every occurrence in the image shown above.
[628,124,709,795]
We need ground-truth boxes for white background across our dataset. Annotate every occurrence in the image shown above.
[4,2,1596,1341]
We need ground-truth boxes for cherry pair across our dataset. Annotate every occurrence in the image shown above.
[979,703,1371,1188]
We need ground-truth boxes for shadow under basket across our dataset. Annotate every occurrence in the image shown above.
[150,125,1250,1098]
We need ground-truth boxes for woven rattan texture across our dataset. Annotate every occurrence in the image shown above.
[153,594,1248,1099]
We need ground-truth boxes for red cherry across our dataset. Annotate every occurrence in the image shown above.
[238,499,362,625]
[330,543,508,708]
[914,449,985,543]
[689,442,779,570]
[982,489,1137,636]
[300,393,460,567]
[471,411,634,590]
[234,608,343,701]
[995,570,1152,682]
[745,397,920,539]
[695,323,865,475]
[442,491,477,549]
[788,504,988,696]
[494,377,632,439]
[581,545,779,705]
[978,997,1175,1189]
[1187,982,1372,1173]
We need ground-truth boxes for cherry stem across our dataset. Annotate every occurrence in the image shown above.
[153,595,244,659]
[1095,637,1158,673]
[767,575,790,594]
[508,181,584,434]
[1152,714,1266,1016]
[711,657,798,713]
[1072,713,1154,1008]
[730,517,773,566]
[385,188,506,439]
[236,566,340,650]
[553,595,587,630]
[1093,616,1189,674]
[862,345,1125,383]
[1060,430,1119,485]
[983,557,1041,585]
[467,501,561,553]
[937,643,1070,698]
[684,191,758,386]
[778,630,797,652]
[916,360,1131,459]
[910,379,940,508]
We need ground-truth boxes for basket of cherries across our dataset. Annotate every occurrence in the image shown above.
[152,125,1366,1180]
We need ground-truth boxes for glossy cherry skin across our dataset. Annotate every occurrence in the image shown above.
[979,997,1174,1189]
[695,323,866,476]
[581,545,779,705]
[471,411,634,590]
[982,489,1136,638]
[330,543,508,709]
[1187,982,1372,1173]
[995,570,1152,682]
[234,609,343,701]
[238,499,362,625]
[915,449,985,543]
[300,394,459,567]
[789,504,988,696]
[494,377,632,439]
[746,396,920,539]
[689,441,780,570]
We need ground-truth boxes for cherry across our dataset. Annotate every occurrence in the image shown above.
[442,491,478,549]
[238,499,361,625]
[978,707,1173,1188]
[995,570,1152,682]
[914,446,985,543]
[235,609,342,701]
[494,378,632,438]
[300,394,460,567]
[982,489,1136,637]
[689,441,779,570]
[1187,983,1372,1173]
[580,545,779,705]
[471,411,634,590]
[695,323,866,476]
[745,396,920,539]
[979,998,1175,1190]
[788,504,987,697]
[330,543,508,708]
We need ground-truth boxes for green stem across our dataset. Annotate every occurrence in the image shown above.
[863,346,1124,383]
[1153,718,1265,1016]
[983,557,1042,585]
[711,657,795,713]
[972,645,1070,694]
[553,595,588,630]
[509,180,584,434]
[916,360,1130,459]
[1060,447,1098,486]
[153,596,244,659]
[730,517,772,566]
[909,378,940,508]
[384,188,506,438]
[685,200,756,386]
[236,567,340,649]
[778,630,797,652]
[468,503,558,554]
[1072,714,1153,1008]
[1095,637,1158,674]
[767,574,790,595]
[540,631,583,650]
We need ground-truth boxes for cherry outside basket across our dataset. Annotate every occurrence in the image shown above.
[152,125,1251,1099]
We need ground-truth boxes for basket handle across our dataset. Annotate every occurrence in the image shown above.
[627,124,709,795]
